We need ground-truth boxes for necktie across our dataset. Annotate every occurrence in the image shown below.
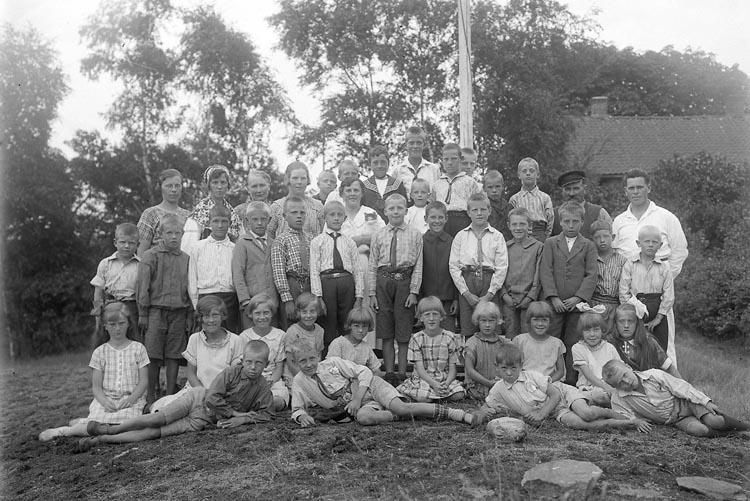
[256,237,266,252]
[476,228,485,278]
[330,232,344,270]
[445,177,455,204]
[390,227,398,268]
[300,233,309,272]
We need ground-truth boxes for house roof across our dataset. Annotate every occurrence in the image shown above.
[566,114,750,176]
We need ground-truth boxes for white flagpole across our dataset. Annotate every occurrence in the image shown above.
[458,0,473,148]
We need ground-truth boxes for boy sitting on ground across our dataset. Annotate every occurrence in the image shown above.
[289,340,473,427]
[471,344,647,431]
[77,341,274,451]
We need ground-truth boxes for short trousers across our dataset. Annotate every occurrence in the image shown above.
[551,382,586,422]
[270,379,290,404]
[375,274,415,343]
[159,386,214,437]
[358,376,403,414]
[674,398,711,423]
[145,307,188,360]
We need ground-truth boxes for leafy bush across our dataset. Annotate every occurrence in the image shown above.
[653,154,750,343]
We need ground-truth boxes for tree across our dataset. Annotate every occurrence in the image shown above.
[80,0,179,205]
[566,46,749,117]
[1,24,91,358]
[270,0,456,162]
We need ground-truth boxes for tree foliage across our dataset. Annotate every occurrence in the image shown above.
[270,0,456,162]
[1,25,92,358]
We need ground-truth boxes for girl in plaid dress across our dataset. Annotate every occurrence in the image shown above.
[396,297,465,402]
[39,302,149,441]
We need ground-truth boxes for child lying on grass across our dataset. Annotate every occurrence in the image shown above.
[76,341,274,452]
[602,359,750,438]
[471,344,649,431]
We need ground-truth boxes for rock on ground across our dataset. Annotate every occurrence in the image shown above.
[676,477,747,501]
[521,459,602,499]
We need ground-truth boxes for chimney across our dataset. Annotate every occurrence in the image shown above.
[590,96,609,116]
[725,92,747,116]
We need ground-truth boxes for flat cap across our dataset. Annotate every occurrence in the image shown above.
[557,170,586,187]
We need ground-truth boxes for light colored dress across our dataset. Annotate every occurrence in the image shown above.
[341,206,386,349]
[86,341,149,423]
[326,336,380,371]
[397,330,464,402]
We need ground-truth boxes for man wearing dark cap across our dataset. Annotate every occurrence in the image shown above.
[551,170,611,239]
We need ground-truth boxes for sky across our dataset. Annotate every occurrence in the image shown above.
[4,0,750,172]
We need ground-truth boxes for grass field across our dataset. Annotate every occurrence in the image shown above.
[1,329,748,500]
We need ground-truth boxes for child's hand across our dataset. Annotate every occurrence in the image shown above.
[644,315,663,332]
[705,401,720,414]
[317,297,328,317]
[502,294,515,308]
[479,293,494,303]
[550,297,566,313]
[138,316,149,333]
[463,292,480,307]
[405,293,418,308]
[448,300,458,316]
[369,295,379,311]
[116,396,133,410]
[345,399,362,417]
[354,297,363,309]
[103,399,119,413]
[284,301,297,322]
[524,409,547,425]
[298,415,316,428]
[518,297,532,309]
[471,411,486,427]
[562,296,582,311]
[633,419,653,433]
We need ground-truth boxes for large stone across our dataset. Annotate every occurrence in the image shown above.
[676,477,747,500]
[521,459,603,499]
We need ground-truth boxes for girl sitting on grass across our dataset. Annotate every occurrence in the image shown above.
[39,302,149,441]
[571,311,620,407]
[608,304,682,379]
[326,307,381,374]
[396,296,465,402]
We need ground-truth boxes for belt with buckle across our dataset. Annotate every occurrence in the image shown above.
[378,267,413,281]
[287,272,310,283]
[463,266,494,277]
[320,270,352,279]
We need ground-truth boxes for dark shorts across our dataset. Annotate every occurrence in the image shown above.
[145,307,188,360]
[375,274,414,343]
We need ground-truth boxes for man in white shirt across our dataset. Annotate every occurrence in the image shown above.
[612,169,688,363]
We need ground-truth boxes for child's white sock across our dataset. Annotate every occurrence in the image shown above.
[39,426,68,442]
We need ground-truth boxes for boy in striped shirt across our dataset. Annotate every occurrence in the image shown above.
[590,220,627,337]
[509,157,554,242]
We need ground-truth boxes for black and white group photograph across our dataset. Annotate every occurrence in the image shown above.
[2,0,749,499]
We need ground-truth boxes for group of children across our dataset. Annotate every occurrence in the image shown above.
[40,127,749,451]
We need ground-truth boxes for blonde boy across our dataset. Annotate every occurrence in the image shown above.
[618,225,674,351]
[390,126,441,196]
[472,344,647,431]
[404,178,430,234]
[232,201,278,329]
[509,157,554,242]
[289,340,473,426]
[310,201,364,348]
[449,193,508,338]
[91,222,141,331]
[314,170,337,204]
[326,159,359,204]
[368,193,423,385]
[603,359,750,437]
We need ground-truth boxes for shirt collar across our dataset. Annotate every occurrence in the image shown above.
[424,230,450,243]
[207,235,231,245]
[388,223,405,232]
[626,200,657,218]
[200,330,231,347]
[507,236,535,249]
[156,243,184,256]
[519,186,540,195]
[439,171,466,181]
[106,252,140,263]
